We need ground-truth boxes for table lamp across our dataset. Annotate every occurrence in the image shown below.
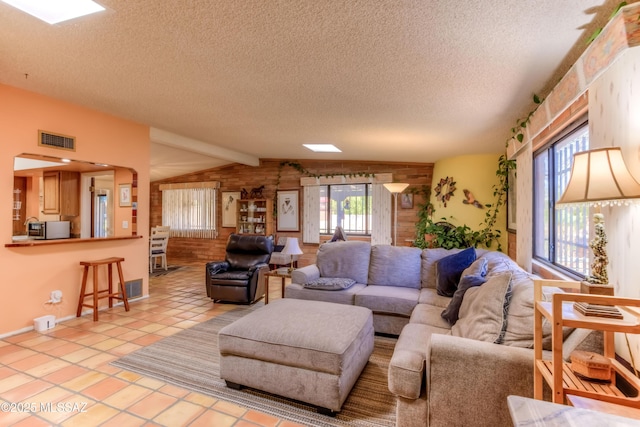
[557,147,640,316]
[281,237,303,272]
[383,183,410,246]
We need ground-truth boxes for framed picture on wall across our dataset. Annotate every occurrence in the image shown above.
[119,183,132,207]
[400,193,413,209]
[507,167,516,232]
[277,190,299,232]
[222,191,241,228]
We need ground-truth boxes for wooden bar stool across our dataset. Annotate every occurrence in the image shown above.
[76,257,130,321]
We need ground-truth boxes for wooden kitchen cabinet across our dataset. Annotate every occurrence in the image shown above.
[42,171,80,216]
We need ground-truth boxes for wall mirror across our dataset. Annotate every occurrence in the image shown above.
[12,153,137,241]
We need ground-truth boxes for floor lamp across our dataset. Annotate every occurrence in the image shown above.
[383,183,409,246]
[557,147,640,316]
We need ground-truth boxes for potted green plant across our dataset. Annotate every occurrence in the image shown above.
[410,155,515,251]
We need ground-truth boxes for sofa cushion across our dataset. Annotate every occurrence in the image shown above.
[410,303,453,330]
[418,288,451,308]
[303,277,356,290]
[440,274,487,325]
[421,248,465,289]
[285,283,367,305]
[452,270,512,343]
[435,247,476,297]
[368,245,422,288]
[355,286,420,317]
[317,241,371,284]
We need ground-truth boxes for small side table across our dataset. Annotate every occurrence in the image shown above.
[264,268,291,304]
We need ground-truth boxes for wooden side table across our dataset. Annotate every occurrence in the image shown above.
[264,268,291,304]
[533,279,640,408]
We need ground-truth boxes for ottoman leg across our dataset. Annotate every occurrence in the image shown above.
[225,380,243,390]
[317,407,336,417]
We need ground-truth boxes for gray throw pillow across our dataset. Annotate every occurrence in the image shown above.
[451,271,512,343]
[441,274,487,325]
[303,277,356,290]
[460,257,488,279]
[435,247,476,297]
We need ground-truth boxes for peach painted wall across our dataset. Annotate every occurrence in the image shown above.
[0,84,150,336]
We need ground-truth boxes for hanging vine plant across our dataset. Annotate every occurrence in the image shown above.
[505,93,543,147]
[274,161,375,188]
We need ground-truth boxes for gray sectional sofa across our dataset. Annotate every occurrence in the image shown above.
[286,241,600,427]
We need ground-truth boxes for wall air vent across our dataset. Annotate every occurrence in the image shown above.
[38,130,76,151]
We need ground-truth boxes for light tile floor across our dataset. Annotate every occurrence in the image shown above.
[0,261,303,427]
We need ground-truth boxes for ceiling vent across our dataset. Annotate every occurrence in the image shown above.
[38,130,76,151]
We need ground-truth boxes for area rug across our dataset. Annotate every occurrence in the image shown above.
[149,265,183,277]
[111,305,397,427]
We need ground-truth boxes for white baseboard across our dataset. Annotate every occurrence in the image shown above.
[0,294,149,340]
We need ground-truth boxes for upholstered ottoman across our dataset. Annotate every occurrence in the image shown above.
[218,298,374,414]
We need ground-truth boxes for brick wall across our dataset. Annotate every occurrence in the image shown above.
[150,159,433,265]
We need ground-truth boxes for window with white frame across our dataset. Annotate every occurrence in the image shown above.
[160,183,218,238]
[319,184,372,235]
[533,119,589,276]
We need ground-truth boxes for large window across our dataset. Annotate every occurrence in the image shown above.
[533,120,589,276]
[319,184,372,235]
[161,184,217,238]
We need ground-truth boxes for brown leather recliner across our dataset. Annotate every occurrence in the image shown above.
[205,234,274,304]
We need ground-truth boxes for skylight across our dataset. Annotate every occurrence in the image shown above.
[303,144,342,153]
[2,0,105,24]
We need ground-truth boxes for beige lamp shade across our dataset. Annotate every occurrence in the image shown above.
[558,147,640,206]
[383,183,410,194]
[281,237,303,256]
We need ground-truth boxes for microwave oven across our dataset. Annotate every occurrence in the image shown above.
[28,221,71,240]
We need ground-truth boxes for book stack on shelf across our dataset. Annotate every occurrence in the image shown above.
[574,302,623,319]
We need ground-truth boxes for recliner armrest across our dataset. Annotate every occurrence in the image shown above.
[206,261,230,276]
[248,262,269,273]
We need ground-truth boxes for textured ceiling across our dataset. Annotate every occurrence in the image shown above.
[0,0,625,181]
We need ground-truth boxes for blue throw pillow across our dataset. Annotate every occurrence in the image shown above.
[435,247,476,297]
[441,274,487,325]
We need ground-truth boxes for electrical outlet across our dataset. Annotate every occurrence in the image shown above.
[122,220,129,229]
[50,290,62,303]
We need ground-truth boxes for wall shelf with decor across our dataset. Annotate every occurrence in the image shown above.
[236,199,273,236]
[533,279,640,413]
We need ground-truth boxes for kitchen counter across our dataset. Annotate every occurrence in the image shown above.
[5,235,143,247]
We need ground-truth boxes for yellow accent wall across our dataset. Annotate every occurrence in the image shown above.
[430,153,507,251]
